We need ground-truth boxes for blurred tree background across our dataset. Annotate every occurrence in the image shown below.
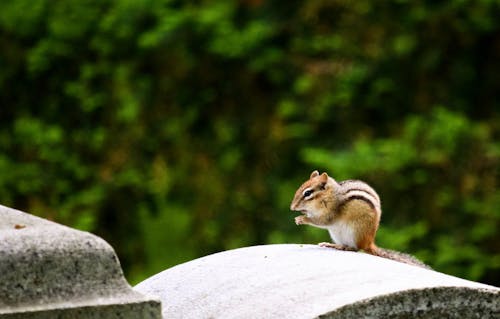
[0,0,499,286]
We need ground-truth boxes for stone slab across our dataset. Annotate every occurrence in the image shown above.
[0,204,161,318]
[135,244,499,319]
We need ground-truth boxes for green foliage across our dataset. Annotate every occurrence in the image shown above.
[0,0,499,286]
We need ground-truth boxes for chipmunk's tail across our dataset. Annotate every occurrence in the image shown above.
[369,245,431,269]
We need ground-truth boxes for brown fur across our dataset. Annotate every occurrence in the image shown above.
[291,170,430,269]
[338,199,378,251]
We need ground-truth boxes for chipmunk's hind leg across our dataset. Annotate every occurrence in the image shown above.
[362,243,378,255]
[318,242,358,251]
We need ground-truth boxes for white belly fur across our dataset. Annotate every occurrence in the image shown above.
[327,221,357,248]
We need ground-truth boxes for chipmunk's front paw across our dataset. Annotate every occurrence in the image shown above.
[295,215,306,225]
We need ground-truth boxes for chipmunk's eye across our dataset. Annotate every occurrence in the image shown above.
[303,189,314,198]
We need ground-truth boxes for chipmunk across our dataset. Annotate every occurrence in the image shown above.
[290,170,430,268]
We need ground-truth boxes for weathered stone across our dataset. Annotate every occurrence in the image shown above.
[0,204,161,319]
[135,244,499,319]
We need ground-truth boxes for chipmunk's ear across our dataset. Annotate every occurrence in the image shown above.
[310,170,319,179]
[319,172,329,182]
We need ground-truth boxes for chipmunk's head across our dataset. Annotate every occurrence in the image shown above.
[290,170,336,217]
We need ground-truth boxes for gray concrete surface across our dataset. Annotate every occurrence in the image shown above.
[135,244,499,319]
[0,204,161,319]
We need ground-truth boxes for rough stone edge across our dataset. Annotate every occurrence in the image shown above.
[0,226,127,306]
[0,292,161,316]
[319,286,500,319]
[0,299,160,319]
[0,204,162,318]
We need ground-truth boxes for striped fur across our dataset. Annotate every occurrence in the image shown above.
[337,180,381,217]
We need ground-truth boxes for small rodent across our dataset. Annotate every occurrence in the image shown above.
[290,170,430,268]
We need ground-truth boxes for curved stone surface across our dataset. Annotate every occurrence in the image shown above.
[135,244,499,319]
[0,204,161,319]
